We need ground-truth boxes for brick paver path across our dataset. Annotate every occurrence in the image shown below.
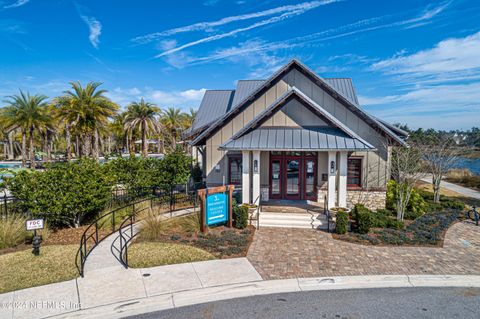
[247,221,480,280]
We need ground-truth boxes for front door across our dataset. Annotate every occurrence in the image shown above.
[269,152,317,200]
[285,157,301,199]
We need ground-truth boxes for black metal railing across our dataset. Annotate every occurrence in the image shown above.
[112,193,199,269]
[75,184,200,277]
[0,194,28,218]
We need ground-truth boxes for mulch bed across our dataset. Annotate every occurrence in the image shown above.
[331,210,462,247]
[137,225,256,259]
[0,225,111,256]
[44,225,111,245]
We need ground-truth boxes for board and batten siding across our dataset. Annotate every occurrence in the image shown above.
[205,69,390,189]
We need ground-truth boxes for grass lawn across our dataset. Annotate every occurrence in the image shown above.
[0,245,78,294]
[127,242,215,268]
[416,181,480,207]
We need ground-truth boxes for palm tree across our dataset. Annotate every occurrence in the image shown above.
[1,91,50,168]
[181,107,197,131]
[161,107,183,149]
[124,98,161,157]
[54,95,77,161]
[59,81,118,159]
[107,114,126,154]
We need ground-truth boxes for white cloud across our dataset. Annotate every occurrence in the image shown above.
[371,31,480,77]
[132,1,338,44]
[155,1,336,58]
[359,28,480,130]
[75,3,102,49]
[3,0,29,9]
[80,15,102,48]
[161,2,449,69]
[106,87,207,109]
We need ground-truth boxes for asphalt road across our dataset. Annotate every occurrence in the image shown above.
[125,287,480,319]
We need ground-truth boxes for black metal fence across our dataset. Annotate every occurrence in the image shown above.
[0,195,28,218]
[76,183,201,277]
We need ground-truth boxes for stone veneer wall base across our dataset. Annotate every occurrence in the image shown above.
[346,189,386,211]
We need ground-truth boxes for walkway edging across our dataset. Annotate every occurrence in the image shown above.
[52,275,480,319]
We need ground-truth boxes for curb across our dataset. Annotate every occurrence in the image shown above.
[51,275,480,319]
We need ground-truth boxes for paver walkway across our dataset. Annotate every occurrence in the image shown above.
[247,221,480,280]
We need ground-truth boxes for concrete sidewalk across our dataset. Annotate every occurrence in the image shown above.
[0,270,480,319]
[1,257,480,319]
[0,258,261,319]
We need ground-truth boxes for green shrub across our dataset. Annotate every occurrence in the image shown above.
[6,159,112,228]
[440,199,465,210]
[233,204,249,229]
[191,162,203,184]
[351,204,374,234]
[0,215,28,249]
[105,147,191,191]
[406,189,429,219]
[335,211,349,234]
[357,210,374,234]
[386,219,405,230]
[387,180,428,219]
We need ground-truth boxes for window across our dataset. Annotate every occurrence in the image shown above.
[228,156,242,185]
[347,158,362,188]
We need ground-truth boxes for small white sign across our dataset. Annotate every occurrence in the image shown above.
[26,219,44,231]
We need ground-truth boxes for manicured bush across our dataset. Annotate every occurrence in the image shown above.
[6,159,112,228]
[335,211,349,234]
[0,215,28,249]
[191,162,203,184]
[233,203,249,229]
[357,210,374,234]
[387,180,428,219]
[367,209,405,230]
[387,219,405,230]
[105,148,191,191]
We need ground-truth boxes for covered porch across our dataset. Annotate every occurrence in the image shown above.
[239,150,350,210]
[220,126,375,210]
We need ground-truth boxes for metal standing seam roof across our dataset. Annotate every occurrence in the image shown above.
[190,90,234,132]
[230,80,266,108]
[190,59,406,147]
[324,78,359,105]
[219,127,373,151]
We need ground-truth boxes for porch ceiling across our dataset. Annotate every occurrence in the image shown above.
[219,126,376,151]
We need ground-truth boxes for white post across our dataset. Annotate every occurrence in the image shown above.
[338,152,347,208]
[252,151,261,204]
[242,151,250,204]
[327,151,337,209]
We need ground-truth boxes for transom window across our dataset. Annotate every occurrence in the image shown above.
[347,158,362,188]
[228,156,242,185]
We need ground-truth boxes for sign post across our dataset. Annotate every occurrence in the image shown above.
[25,218,44,256]
[197,185,234,233]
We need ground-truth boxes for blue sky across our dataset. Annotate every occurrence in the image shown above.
[0,0,479,130]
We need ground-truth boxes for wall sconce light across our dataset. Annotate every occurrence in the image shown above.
[215,164,221,172]
[253,159,258,173]
[330,160,335,174]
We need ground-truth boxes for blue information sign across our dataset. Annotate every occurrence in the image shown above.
[206,193,228,226]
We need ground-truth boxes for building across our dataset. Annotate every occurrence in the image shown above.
[185,60,408,210]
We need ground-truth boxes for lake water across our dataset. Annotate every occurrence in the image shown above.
[453,157,480,175]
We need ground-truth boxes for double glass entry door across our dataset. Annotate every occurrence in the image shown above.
[270,152,317,200]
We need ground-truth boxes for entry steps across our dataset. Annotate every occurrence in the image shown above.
[255,211,328,230]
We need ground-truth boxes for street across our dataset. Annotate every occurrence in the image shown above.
[126,287,480,319]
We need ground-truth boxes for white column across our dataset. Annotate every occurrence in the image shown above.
[327,151,337,209]
[252,151,261,204]
[242,151,250,204]
[338,152,348,208]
